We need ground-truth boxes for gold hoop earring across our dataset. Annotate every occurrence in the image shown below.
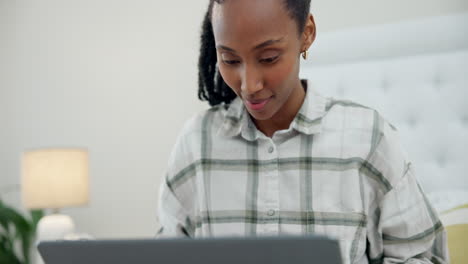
[302,50,309,60]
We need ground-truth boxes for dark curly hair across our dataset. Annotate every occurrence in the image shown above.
[198,0,312,106]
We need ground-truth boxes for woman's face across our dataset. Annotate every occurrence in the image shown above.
[211,0,313,121]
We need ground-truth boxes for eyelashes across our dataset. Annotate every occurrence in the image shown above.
[223,60,240,65]
[222,56,279,66]
[260,56,279,64]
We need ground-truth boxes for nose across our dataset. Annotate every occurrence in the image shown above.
[240,64,263,96]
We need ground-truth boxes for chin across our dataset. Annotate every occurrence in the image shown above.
[246,108,275,121]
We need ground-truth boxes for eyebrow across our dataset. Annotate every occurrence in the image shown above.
[216,37,284,53]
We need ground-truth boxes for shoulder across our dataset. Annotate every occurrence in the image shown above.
[322,97,406,188]
[321,97,399,141]
[330,97,408,190]
[177,104,229,142]
[166,104,229,176]
[324,97,379,129]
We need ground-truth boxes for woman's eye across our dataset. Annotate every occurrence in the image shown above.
[223,60,240,65]
[260,56,279,64]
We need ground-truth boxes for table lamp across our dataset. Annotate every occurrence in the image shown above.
[21,148,89,241]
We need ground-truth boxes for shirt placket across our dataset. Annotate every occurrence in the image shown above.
[260,137,280,235]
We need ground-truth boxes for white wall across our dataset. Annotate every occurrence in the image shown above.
[0,0,208,238]
[1,0,467,239]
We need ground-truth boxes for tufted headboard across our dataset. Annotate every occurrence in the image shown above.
[300,13,468,195]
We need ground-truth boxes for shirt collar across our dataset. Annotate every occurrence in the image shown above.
[290,86,328,135]
[218,80,328,140]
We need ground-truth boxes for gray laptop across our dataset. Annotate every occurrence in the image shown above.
[38,236,342,264]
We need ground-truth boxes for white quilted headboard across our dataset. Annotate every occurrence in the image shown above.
[300,13,468,195]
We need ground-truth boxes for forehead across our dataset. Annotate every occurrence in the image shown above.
[211,0,297,48]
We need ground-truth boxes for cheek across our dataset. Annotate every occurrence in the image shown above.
[265,56,298,91]
[218,64,240,95]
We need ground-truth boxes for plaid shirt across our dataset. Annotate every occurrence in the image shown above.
[157,83,448,264]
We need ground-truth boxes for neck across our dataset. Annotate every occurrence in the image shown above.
[254,79,306,137]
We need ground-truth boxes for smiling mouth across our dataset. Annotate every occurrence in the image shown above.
[245,97,272,111]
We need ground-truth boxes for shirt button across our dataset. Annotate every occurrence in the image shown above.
[267,209,275,216]
[268,146,274,153]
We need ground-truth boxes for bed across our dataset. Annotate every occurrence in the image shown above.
[300,12,468,263]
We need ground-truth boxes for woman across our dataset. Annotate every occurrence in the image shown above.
[157,0,448,263]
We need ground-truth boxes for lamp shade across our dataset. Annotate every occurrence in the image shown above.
[21,148,89,209]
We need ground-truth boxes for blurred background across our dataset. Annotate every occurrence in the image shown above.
[1,0,468,242]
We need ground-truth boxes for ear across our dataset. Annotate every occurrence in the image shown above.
[301,14,316,52]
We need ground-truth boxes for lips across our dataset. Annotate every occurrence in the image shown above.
[245,97,272,111]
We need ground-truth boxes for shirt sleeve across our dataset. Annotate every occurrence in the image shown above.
[366,120,449,264]
[156,174,192,238]
[155,117,199,239]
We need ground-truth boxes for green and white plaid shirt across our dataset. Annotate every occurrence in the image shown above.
[157,83,448,264]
